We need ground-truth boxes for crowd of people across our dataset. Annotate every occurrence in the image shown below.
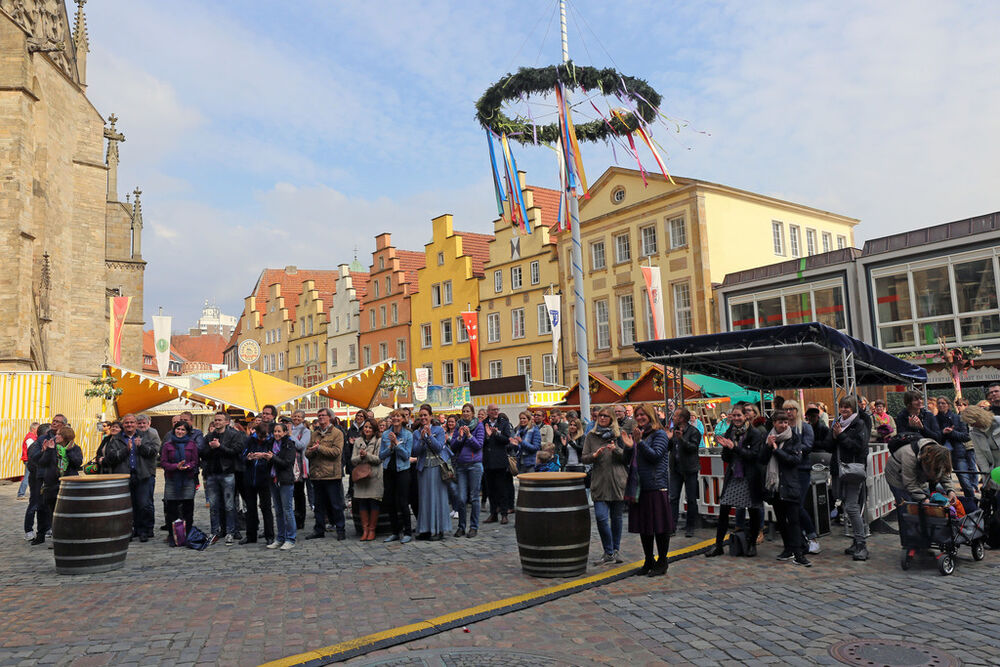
[17,381,1000,575]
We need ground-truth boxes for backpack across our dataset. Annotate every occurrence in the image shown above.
[887,433,923,457]
[185,526,210,550]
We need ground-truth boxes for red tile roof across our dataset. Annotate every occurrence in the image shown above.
[252,268,339,320]
[350,271,370,302]
[224,320,242,352]
[455,230,495,277]
[140,330,186,375]
[394,250,426,292]
[171,334,229,365]
[527,185,561,231]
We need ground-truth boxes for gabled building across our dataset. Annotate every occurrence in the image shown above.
[287,277,337,388]
[559,167,859,383]
[360,234,425,405]
[478,180,563,388]
[410,214,492,388]
[327,262,369,378]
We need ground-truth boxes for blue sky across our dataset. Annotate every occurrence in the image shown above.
[81,0,1000,329]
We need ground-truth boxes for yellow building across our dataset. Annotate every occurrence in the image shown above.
[479,181,564,387]
[559,167,859,383]
[409,215,492,388]
[288,279,332,395]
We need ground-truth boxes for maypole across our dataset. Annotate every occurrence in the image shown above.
[559,0,590,423]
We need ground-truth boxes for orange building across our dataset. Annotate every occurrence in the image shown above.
[360,234,425,405]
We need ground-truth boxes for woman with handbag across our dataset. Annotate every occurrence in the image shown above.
[411,405,451,541]
[626,403,673,577]
[830,397,871,561]
[705,405,765,558]
[161,421,199,544]
[351,419,383,541]
[511,411,541,474]
[760,409,810,567]
[583,408,632,565]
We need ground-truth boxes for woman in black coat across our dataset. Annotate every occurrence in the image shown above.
[31,426,83,546]
[706,406,764,557]
[759,409,810,566]
[829,396,871,561]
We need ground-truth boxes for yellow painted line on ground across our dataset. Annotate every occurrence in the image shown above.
[261,537,717,667]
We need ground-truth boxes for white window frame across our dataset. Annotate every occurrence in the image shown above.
[379,305,386,327]
[442,361,455,386]
[542,354,556,385]
[373,281,380,298]
[614,232,631,264]
[516,356,532,380]
[488,359,503,378]
[772,221,785,256]
[668,216,687,249]
[440,318,453,345]
[368,309,375,329]
[456,317,468,343]
[420,323,432,348]
[348,344,356,365]
[459,359,471,384]
[493,270,503,293]
[511,307,525,339]
[487,312,501,343]
[806,229,817,256]
[640,225,658,257]
[619,293,636,346]
[530,260,540,285]
[837,235,847,250]
[789,225,801,258]
[396,338,407,361]
[537,303,552,335]
[363,345,371,366]
[591,241,606,271]
[431,283,442,307]
[443,280,453,305]
[378,342,388,361]
[511,266,522,290]
[391,303,398,324]
[822,232,832,253]
[727,277,848,333]
[673,282,693,337]
[595,299,610,349]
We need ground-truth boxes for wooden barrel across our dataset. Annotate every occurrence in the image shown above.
[350,503,393,537]
[52,474,133,575]
[515,472,590,578]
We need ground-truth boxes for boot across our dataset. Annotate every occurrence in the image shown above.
[647,557,668,576]
[852,541,869,561]
[745,529,760,557]
[705,518,727,557]
[368,509,380,540]
[844,539,858,556]
[360,510,369,542]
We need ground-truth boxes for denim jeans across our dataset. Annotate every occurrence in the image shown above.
[271,483,296,544]
[951,446,979,497]
[840,476,867,542]
[669,469,700,530]
[17,463,29,497]
[205,473,236,536]
[312,479,346,536]
[593,500,625,555]
[130,476,156,537]
[455,462,483,531]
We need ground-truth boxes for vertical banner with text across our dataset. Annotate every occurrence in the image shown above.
[108,296,132,365]
[543,294,561,374]
[461,311,480,380]
[413,367,430,402]
[640,266,665,339]
[152,315,172,377]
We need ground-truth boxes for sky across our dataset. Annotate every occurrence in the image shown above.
[81,0,1000,330]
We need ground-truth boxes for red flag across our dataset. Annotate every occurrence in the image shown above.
[461,312,480,380]
[109,296,132,364]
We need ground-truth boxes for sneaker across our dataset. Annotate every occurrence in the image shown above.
[24,530,35,541]
[279,541,295,550]
[793,554,812,567]
[776,550,794,561]
[450,511,459,519]
[225,534,234,546]
[807,539,821,554]
[16,495,27,501]
[266,541,282,550]
[208,534,219,547]
[852,544,869,561]
[612,550,624,563]
[594,552,615,565]
[844,541,858,555]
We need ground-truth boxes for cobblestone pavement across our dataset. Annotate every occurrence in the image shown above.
[1,475,997,666]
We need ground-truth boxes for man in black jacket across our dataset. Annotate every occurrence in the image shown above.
[100,414,159,541]
[668,408,703,538]
[481,404,514,524]
[202,412,244,545]
[24,418,61,542]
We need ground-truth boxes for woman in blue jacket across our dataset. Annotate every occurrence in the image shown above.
[412,405,451,540]
[936,397,975,498]
[449,403,485,538]
[624,403,673,577]
[380,410,414,544]
[263,422,297,550]
[511,411,541,474]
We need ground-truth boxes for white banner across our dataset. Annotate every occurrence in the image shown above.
[152,315,172,377]
[640,266,665,339]
[543,294,561,371]
[413,367,429,402]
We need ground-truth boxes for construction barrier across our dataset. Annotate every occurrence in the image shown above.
[0,372,104,479]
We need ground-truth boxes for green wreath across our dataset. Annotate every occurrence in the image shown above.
[476,62,661,144]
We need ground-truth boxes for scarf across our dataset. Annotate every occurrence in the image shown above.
[271,437,283,483]
[592,425,615,442]
[836,412,858,430]
[169,434,193,495]
[764,427,793,493]
[728,424,749,479]
[56,444,69,475]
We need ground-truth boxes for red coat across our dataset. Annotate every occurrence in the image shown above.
[20,431,37,463]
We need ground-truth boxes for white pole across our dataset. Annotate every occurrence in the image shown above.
[560,0,590,423]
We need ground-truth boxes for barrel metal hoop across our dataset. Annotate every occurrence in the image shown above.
[53,534,132,544]
[519,555,589,563]
[518,485,586,492]
[53,508,132,519]
[54,549,130,561]
[60,482,129,490]
[56,493,132,501]
[517,541,590,551]
[515,505,590,513]
[523,566,588,574]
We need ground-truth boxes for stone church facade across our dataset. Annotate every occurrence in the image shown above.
[0,0,146,374]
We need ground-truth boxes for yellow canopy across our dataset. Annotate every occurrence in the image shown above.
[104,361,392,416]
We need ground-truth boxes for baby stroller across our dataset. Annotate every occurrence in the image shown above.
[898,496,986,576]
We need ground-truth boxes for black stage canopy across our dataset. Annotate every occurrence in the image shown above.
[633,323,927,391]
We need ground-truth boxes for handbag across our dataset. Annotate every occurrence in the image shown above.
[507,455,519,477]
[839,461,866,483]
[171,519,187,547]
[351,461,372,482]
[439,459,456,483]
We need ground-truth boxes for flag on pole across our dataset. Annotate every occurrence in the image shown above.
[640,267,665,339]
[460,312,480,380]
[108,296,132,364]
[152,315,172,378]
[543,294,561,371]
